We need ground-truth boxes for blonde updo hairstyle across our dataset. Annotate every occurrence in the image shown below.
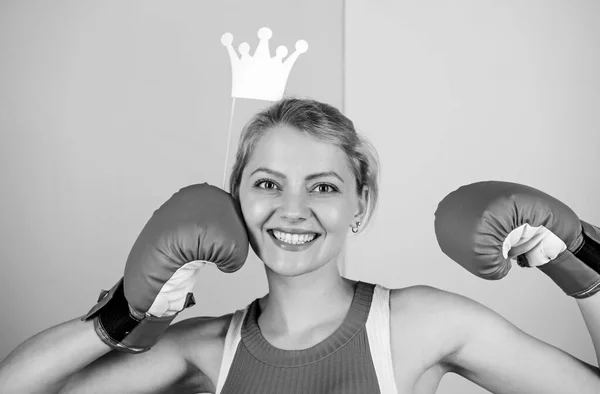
[229,98,380,233]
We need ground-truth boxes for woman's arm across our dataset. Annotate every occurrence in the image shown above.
[434,288,600,394]
[0,317,114,393]
[578,295,600,366]
[0,315,225,394]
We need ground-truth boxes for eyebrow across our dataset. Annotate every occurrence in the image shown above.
[250,167,345,183]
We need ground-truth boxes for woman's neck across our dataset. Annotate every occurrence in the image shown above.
[258,262,357,343]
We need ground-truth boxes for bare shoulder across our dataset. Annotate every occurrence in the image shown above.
[388,285,489,369]
[389,284,492,323]
[165,313,235,388]
[389,284,480,316]
[388,285,526,368]
[169,313,233,341]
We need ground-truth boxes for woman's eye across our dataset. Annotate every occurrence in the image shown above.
[314,184,338,193]
[255,180,279,190]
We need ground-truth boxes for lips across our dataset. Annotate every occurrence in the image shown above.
[267,229,321,250]
[269,227,320,235]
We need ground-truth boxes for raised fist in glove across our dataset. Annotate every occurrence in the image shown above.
[83,183,249,353]
[434,181,600,298]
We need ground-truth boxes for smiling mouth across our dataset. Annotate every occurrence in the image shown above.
[267,230,321,246]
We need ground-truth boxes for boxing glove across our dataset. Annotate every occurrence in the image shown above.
[82,183,249,353]
[434,181,600,298]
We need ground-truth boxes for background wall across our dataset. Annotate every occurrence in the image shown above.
[0,0,343,360]
[344,0,600,393]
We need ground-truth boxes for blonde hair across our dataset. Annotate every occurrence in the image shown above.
[229,98,380,232]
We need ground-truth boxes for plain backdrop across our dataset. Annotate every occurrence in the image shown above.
[1,1,599,394]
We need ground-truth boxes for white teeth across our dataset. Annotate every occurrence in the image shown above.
[273,230,317,245]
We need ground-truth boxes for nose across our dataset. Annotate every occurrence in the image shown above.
[279,189,310,223]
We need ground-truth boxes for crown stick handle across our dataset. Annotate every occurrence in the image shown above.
[222,98,237,191]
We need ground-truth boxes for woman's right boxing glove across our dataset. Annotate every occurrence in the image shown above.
[82,183,249,353]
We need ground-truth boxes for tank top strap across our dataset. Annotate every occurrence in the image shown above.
[214,306,248,394]
[365,284,399,393]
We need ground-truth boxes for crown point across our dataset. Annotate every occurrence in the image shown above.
[295,40,309,53]
[221,33,233,46]
[238,42,250,55]
[258,27,272,40]
[275,45,288,58]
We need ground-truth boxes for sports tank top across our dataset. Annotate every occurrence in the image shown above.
[214,282,398,394]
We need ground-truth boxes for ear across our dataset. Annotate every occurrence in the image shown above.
[353,185,369,223]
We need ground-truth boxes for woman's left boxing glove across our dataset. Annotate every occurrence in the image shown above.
[434,181,600,298]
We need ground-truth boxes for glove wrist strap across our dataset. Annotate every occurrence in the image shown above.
[573,221,600,271]
[538,221,600,299]
[81,278,177,353]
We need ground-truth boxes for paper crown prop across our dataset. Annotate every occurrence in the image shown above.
[220,27,309,189]
[221,27,308,101]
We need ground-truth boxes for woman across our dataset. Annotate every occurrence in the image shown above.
[0,98,599,393]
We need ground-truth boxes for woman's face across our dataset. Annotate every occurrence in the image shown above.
[238,125,367,277]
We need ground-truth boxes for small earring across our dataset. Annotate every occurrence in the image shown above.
[351,221,362,233]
